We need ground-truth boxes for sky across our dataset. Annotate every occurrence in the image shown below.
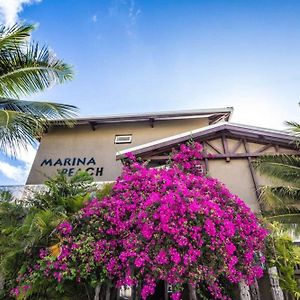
[0,0,300,185]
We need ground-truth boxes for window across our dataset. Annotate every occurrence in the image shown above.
[114,134,132,144]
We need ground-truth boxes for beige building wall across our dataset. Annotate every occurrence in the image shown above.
[203,139,296,213]
[208,159,260,212]
[27,118,209,184]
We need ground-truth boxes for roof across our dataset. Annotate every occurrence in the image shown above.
[51,107,233,127]
[116,122,299,159]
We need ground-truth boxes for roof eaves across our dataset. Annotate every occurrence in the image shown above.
[50,107,234,126]
[116,122,298,160]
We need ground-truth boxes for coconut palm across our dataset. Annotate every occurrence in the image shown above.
[253,121,300,235]
[0,23,76,155]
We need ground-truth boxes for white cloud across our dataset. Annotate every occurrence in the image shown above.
[125,0,141,37]
[15,144,37,165]
[0,0,42,27]
[92,14,98,23]
[0,160,29,183]
[0,144,37,184]
[128,0,140,26]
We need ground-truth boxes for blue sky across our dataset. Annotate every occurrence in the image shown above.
[0,0,300,185]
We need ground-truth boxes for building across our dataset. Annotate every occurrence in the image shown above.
[3,106,300,299]
[26,107,232,184]
[26,107,299,214]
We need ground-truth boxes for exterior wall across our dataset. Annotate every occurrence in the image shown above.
[27,118,208,184]
[202,139,296,213]
[207,159,260,212]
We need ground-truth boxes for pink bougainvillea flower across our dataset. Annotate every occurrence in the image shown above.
[14,142,267,300]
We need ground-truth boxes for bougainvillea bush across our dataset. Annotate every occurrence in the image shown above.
[13,142,267,300]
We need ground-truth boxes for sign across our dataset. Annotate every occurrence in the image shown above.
[40,157,104,177]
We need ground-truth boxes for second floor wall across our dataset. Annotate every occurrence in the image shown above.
[27,117,209,184]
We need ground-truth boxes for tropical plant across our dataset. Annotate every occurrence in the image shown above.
[16,143,267,300]
[286,117,300,145]
[253,120,300,233]
[265,222,300,299]
[0,171,101,299]
[0,190,14,202]
[0,199,27,299]
[0,23,77,155]
[254,117,300,298]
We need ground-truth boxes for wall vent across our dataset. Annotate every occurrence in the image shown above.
[114,134,132,144]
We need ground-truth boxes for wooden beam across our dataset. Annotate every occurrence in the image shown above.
[204,141,222,154]
[231,139,243,154]
[254,143,273,154]
[146,150,300,161]
[89,121,97,131]
[146,155,169,161]
[243,139,262,210]
[221,134,230,162]
[202,142,209,173]
[149,118,155,128]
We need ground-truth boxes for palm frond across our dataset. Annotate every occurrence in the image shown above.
[285,121,300,135]
[253,154,300,185]
[0,97,77,121]
[0,43,73,98]
[285,120,300,148]
[0,109,44,155]
[260,185,300,205]
[31,210,65,236]
[265,211,300,224]
[259,185,288,209]
[0,24,34,52]
[266,214,300,240]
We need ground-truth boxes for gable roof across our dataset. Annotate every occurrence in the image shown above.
[116,122,299,159]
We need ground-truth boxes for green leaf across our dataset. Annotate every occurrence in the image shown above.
[0,43,73,98]
[254,154,300,185]
[0,24,34,51]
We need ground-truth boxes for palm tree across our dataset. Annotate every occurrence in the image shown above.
[0,23,77,155]
[253,121,300,236]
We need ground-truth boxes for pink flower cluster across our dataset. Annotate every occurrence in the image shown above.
[14,142,267,300]
[57,221,73,236]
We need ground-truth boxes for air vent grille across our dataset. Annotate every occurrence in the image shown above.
[115,135,132,144]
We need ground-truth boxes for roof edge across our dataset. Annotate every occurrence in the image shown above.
[49,107,234,126]
[116,122,299,159]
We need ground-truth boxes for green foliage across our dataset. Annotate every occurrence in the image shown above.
[30,170,94,212]
[254,115,300,298]
[266,222,300,299]
[285,106,300,146]
[0,171,101,299]
[0,24,73,98]
[0,200,27,299]
[253,119,300,229]
[253,154,300,185]
[0,190,14,202]
[0,23,76,155]
[94,182,114,200]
